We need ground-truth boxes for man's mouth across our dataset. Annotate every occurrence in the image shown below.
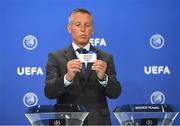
[80,34,86,38]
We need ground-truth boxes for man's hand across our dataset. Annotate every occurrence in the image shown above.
[66,59,81,81]
[92,60,107,80]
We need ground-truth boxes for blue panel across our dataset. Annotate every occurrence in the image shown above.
[0,0,179,125]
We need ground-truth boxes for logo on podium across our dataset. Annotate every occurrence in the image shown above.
[54,120,61,126]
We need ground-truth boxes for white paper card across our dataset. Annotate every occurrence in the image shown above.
[79,53,97,63]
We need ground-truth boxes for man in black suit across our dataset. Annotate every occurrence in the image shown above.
[44,8,121,125]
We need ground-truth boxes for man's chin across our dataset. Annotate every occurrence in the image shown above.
[76,40,89,45]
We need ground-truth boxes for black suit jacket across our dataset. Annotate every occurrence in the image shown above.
[44,44,121,125]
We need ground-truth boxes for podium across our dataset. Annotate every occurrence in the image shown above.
[25,104,89,126]
[113,104,179,126]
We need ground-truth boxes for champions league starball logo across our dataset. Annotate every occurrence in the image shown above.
[23,35,38,50]
[150,91,165,104]
[54,120,61,126]
[150,34,164,49]
[23,92,38,107]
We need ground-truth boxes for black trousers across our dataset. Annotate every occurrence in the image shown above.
[83,112,111,125]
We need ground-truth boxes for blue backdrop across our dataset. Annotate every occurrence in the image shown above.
[0,0,179,125]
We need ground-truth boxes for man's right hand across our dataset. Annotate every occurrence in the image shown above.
[66,59,81,81]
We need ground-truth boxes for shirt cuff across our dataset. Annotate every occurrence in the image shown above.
[64,74,73,87]
[98,74,108,87]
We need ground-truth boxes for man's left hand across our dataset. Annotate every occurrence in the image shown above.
[92,60,107,80]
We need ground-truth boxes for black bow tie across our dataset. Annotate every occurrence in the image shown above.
[76,48,89,54]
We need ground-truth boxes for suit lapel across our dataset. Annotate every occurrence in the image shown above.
[64,44,77,61]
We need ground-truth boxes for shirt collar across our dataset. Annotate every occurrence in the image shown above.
[72,42,90,51]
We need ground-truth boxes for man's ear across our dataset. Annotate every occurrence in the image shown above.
[67,24,72,34]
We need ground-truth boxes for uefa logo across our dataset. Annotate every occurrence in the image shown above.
[150,91,165,104]
[23,92,38,107]
[90,38,107,46]
[149,34,164,49]
[23,35,38,50]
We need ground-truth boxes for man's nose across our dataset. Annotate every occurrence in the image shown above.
[80,25,86,32]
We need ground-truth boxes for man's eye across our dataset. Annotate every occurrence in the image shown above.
[85,24,90,27]
[75,23,80,26]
